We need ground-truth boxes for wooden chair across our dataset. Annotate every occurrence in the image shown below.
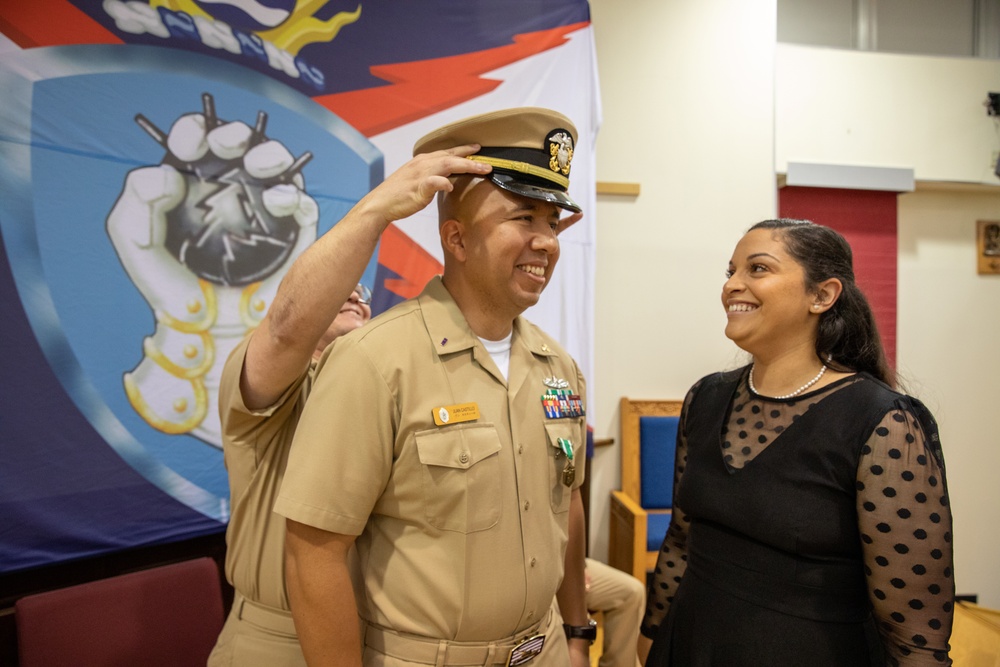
[609,398,682,581]
[15,557,224,667]
[951,600,1000,666]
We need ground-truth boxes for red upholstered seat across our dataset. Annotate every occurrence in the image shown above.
[15,557,224,667]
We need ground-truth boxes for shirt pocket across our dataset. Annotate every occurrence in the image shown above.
[414,423,502,533]
[543,420,582,514]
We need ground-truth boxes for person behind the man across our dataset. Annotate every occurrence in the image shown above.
[585,558,645,667]
[275,108,592,667]
[208,144,496,667]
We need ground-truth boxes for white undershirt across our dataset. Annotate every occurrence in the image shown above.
[479,333,512,380]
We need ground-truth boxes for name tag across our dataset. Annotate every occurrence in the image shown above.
[432,402,480,426]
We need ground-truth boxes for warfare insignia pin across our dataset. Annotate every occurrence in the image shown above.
[544,376,569,389]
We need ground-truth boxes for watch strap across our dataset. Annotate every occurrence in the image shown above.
[563,619,597,643]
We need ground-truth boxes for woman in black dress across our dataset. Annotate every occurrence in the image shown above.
[642,219,953,666]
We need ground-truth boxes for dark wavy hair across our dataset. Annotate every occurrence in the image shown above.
[748,218,895,387]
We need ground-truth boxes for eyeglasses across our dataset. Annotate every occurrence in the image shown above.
[354,283,372,305]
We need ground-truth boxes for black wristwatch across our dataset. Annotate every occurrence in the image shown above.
[563,619,597,643]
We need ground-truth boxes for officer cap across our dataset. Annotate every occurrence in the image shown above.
[413,107,581,213]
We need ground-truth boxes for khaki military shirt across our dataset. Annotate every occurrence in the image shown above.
[275,276,586,642]
[219,335,314,610]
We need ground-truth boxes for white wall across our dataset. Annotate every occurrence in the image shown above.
[588,0,777,561]
[776,43,1000,184]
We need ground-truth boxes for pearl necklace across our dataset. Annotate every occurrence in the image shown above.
[748,357,830,400]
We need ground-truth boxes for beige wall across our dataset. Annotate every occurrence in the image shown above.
[588,0,777,561]
[775,43,1000,606]
[897,189,1000,606]
[590,2,1000,608]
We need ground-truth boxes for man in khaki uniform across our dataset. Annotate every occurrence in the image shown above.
[275,108,593,667]
[208,142,496,667]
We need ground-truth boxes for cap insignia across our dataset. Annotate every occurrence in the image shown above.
[547,130,574,176]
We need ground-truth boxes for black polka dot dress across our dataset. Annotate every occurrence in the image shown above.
[641,368,954,666]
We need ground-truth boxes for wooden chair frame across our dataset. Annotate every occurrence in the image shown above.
[609,397,682,581]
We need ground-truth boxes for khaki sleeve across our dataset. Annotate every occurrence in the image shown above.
[274,335,396,536]
[219,334,309,440]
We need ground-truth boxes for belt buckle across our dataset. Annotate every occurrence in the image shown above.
[506,634,545,666]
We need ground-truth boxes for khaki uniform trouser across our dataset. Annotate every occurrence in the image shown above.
[207,593,306,667]
[361,605,569,667]
[585,558,645,667]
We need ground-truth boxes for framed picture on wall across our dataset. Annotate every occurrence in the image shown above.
[977,220,1000,275]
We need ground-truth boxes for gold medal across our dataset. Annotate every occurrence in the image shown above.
[562,460,576,487]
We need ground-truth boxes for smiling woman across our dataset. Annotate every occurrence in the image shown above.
[641,219,955,667]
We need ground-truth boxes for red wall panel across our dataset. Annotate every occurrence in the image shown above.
[778,186,898,368]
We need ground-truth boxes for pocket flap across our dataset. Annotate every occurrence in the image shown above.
[543,421,583,458]
[415,424,502,469]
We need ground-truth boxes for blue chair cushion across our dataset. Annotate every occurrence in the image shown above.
[647,512,672,552]
[639,415,678,509]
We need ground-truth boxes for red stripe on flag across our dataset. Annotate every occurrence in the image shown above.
[0,0,121,48]
[378,224,443,300]
[312,22,589,137]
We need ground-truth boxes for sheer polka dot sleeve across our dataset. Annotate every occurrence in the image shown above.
[856,404,954,665]
[640,385,697,639]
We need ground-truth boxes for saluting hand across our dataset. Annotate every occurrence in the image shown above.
[556,210,584,236]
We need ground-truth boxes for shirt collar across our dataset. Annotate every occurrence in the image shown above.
[418,276,558,359]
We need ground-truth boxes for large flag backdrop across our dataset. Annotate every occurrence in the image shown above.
[0,1,599,573]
